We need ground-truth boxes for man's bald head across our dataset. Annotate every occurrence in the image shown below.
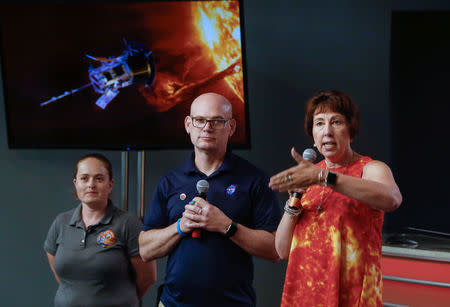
[185,93,236,155]
[190,93,233,118]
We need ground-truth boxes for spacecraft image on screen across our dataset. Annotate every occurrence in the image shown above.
[40,40,156,109]
[0,0,249,149]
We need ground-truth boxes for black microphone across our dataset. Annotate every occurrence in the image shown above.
[196,179,209,199]
[192,179,209,238]
[288,148,317,209]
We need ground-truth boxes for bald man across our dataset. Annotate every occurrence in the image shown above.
[139,93,281,307]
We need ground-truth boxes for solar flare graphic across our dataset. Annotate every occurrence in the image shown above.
[193,1,244,102]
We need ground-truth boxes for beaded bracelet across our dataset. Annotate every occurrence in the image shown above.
[176,218,188,236]
[284,201,302,216]
[318,168,325,185]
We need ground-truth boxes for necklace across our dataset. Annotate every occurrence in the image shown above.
[317,151,355,212]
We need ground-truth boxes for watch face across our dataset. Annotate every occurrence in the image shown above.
[225,221,237,238]
[326,171,337,186]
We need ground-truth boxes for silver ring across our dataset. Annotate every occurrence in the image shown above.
[198,208,203,215]
[286,174,292,182]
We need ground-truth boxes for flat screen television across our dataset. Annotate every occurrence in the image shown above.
[0,0,249,150]
[388,11,450,236]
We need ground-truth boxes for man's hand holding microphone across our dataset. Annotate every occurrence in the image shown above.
[179,180,234,237]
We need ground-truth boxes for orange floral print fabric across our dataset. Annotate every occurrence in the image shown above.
[281,156,384,307]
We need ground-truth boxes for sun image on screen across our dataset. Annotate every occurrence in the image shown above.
[0,1,249,149]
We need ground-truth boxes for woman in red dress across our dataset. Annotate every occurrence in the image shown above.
[269,90,402,307]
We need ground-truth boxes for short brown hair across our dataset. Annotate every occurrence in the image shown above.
[73,153,113,180]
[304,90,360,139]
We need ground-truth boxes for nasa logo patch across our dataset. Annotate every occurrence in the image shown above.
[226,184,237,195]
[97,230,116,248]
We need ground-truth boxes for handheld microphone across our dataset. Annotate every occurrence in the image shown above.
[192,179,209,238]
[288,148,317,209]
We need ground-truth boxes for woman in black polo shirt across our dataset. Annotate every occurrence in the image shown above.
[44,153,156,307]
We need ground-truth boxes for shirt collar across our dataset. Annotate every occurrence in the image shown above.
[69,204,83,228]
[69,200,115,228]
[182,150,236,176]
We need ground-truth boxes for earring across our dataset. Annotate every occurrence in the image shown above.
[313,143,317,147]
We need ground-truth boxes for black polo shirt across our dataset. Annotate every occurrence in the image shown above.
[143,151,281,307]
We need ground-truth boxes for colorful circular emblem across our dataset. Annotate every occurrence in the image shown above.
[97,230,116,247]
[226,184,237,195]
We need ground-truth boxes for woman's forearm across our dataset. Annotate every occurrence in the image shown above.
[275,212,298,260]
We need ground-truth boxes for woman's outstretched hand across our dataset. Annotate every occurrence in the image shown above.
[269,147,318,192]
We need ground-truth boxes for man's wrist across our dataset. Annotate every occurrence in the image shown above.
[176,218,188,236]
[224,221,238,238]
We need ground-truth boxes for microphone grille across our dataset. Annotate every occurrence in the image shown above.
[196,179,209,194]
[302,148,317,162]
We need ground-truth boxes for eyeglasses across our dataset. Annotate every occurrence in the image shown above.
[190,116,232,130]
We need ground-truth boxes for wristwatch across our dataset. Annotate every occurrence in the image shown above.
[224,221,238,238]
[325,171,338,186]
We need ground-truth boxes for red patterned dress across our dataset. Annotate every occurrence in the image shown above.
[280,156,384,307]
